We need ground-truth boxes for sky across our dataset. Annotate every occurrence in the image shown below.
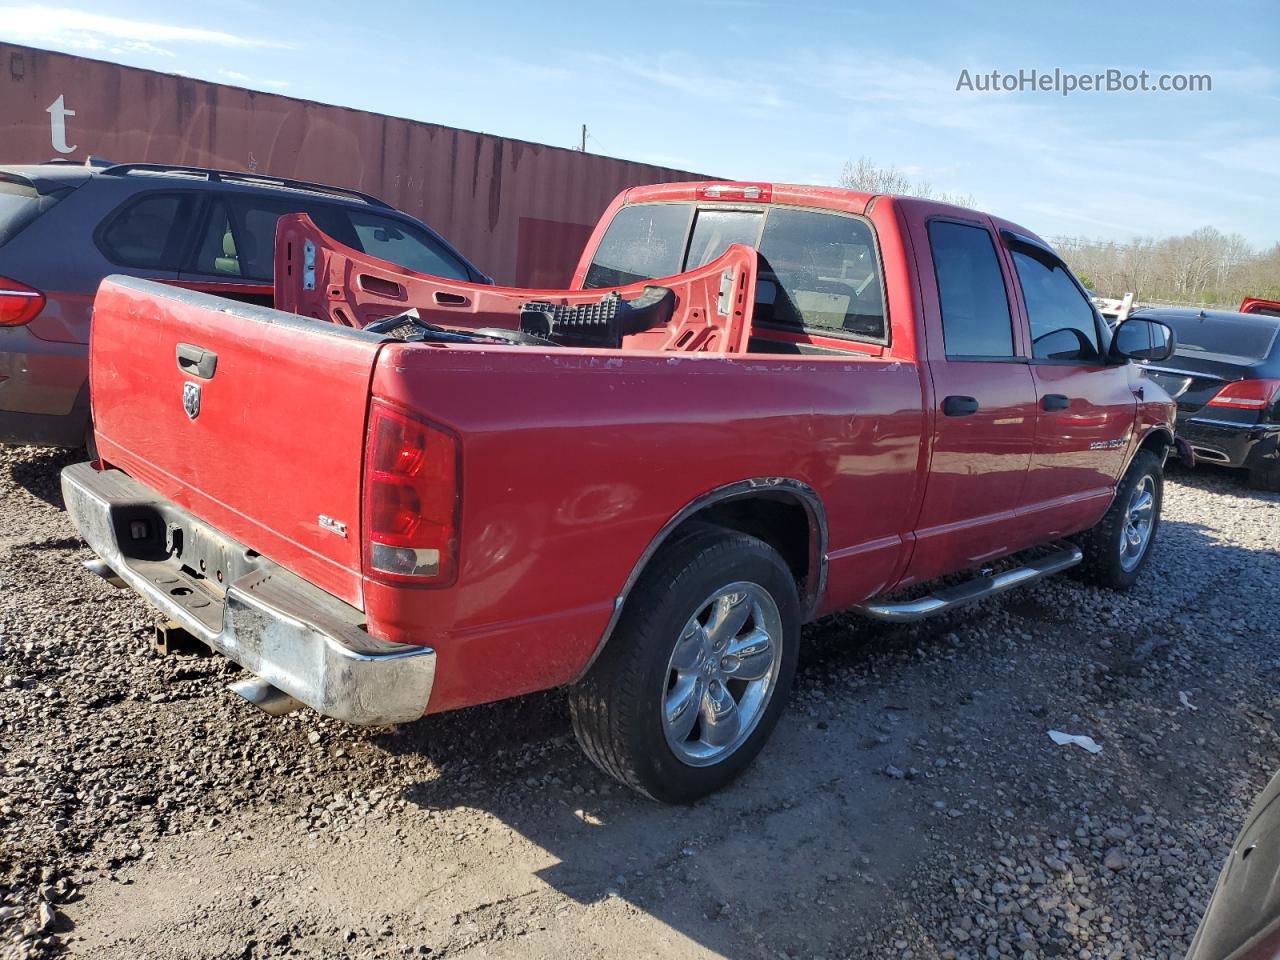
[3,0,1278,248]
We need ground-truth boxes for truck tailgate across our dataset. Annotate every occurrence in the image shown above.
[90,276,383,609]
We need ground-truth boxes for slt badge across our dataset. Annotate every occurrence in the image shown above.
[182,381,201,420]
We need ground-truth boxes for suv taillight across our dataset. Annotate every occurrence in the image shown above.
[362,399,459,584]
[1206,378,1280,411]
[0,276,44,326]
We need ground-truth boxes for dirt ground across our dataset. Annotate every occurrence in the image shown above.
[2,443,1277,960]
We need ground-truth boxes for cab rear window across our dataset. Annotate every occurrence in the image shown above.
[583,201,886,342]
[583,203,692,288]
[755,207,885,341]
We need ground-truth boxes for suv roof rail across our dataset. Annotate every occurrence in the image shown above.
[42,155,115,167]
[97,162,393,209]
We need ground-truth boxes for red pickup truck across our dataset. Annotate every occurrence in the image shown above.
[64,182,1179,802]
[1240,297,1280,318]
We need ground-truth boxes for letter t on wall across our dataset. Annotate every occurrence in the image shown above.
[47,94,77,154]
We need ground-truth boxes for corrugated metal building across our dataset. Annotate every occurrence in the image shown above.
[1,43,711,285]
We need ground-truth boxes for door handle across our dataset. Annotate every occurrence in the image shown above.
[1042,394,1070,412]
[176,342,218,379]
[942,395,979,417]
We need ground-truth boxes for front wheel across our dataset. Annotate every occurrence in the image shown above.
[569,527,800,803]
[1073,449,1163,590]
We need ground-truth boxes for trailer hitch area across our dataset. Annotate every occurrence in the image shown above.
[153,618,212,657]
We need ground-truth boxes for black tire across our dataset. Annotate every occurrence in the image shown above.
[1248,460,1280,493]
[569,526,800,803]
[1073,449,1163,590]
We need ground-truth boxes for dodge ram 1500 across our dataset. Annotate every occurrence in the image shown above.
[64,181,1179,802]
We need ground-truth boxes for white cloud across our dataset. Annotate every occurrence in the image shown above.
[594,54,788,111]
[0,5,294,54]
[1206,137,1280,179]
[108,39,175,58]
[1201,64,1279,96]
[216,68,290,90]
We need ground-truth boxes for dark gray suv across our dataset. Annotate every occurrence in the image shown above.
[0,161,488,448]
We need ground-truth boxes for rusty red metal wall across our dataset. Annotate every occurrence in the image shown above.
[1,43,711,285]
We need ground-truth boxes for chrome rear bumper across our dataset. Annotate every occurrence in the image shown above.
[61,462,434,725]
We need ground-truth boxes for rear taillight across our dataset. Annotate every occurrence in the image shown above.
[0,276,44,326]
[1206,378,1280,411]
[362,399,459,584]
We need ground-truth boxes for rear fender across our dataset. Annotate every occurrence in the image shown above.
[573,477,828,680]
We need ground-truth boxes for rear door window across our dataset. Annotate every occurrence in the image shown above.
[223,196,357,281]
[192,200,243,276]
[927,220,1015,358]
[189,196,470,283]
[97,192,196,270]
[583,203,693,288]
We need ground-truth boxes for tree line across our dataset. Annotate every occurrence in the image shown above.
[839,158,1277,308]
[1050,230,1279,307]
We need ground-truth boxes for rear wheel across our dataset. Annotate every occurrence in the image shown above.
[569,527,800,803]
[1073,450,1163,590]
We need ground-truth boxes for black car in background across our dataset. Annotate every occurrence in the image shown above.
[1133,307,1280,491]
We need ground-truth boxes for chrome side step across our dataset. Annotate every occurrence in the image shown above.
[857,543,1083,623]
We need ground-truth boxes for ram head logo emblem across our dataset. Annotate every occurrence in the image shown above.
[182,381,201,420]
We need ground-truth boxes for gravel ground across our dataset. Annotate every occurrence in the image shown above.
[1,442,1277,960]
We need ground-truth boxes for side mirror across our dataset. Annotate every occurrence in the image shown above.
[1111,317,1175,363]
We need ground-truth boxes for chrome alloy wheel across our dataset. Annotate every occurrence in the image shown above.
[661,582,783,767]
[1119,474,1156,571]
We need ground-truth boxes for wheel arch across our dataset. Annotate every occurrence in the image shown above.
[1126,425,1175,475]
[574,478,827,680]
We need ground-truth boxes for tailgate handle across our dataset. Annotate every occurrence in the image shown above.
[176,343,218,379]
